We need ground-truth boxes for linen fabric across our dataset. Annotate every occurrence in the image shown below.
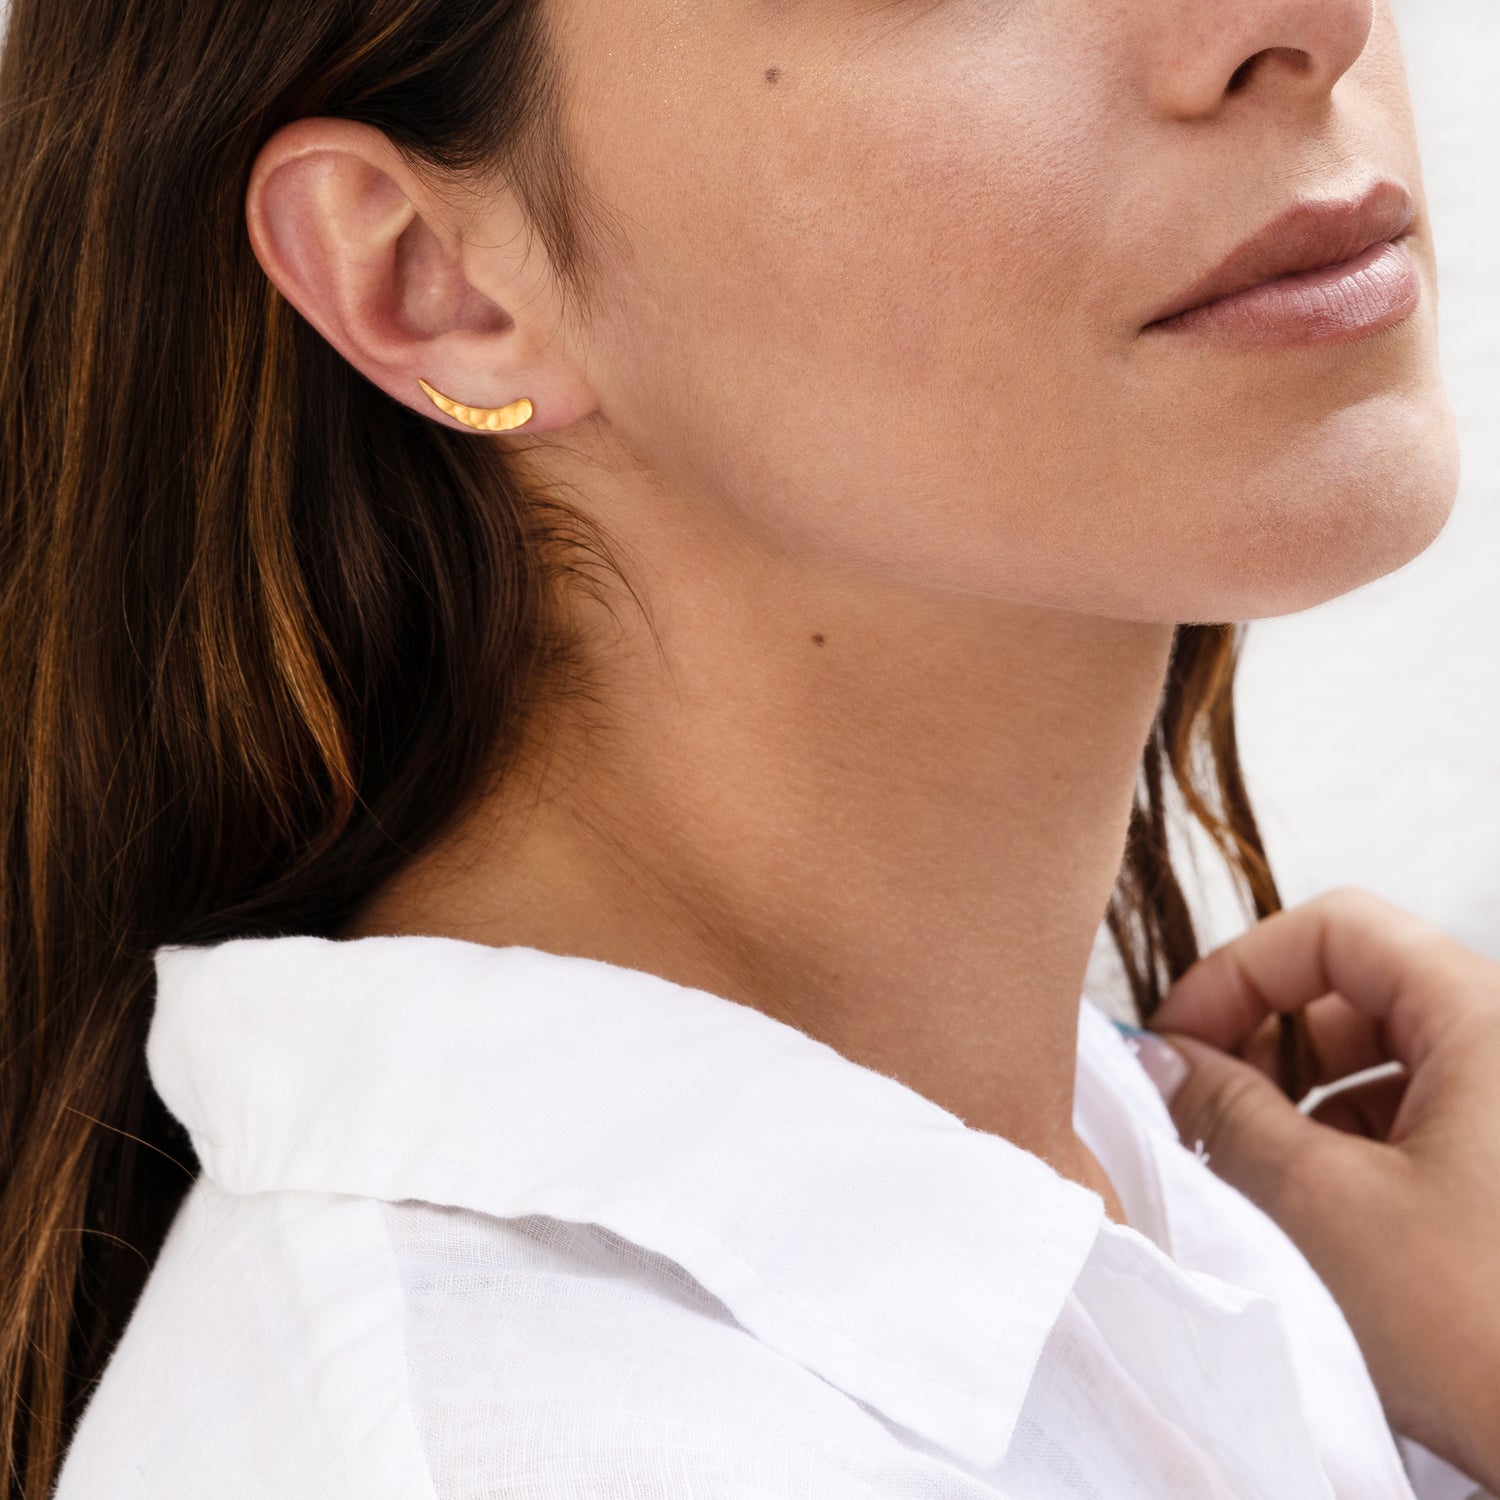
[51,934,1492,1499]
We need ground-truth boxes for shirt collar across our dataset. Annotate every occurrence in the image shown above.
[147,934,1106,1472]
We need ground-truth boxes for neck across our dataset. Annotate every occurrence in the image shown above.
[343,471,1174,1206]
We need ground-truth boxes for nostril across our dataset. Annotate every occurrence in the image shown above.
[1226,53,1261,92]
[1227,46,1319,96]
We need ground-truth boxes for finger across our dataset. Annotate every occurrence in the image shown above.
[1240,992,1393,1091]
[1154,1029,1369,1244]
[1149,887,1474,1073]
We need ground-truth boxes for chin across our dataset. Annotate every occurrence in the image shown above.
[1177,387,1461,623]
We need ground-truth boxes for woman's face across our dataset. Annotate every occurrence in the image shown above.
[540,0,1457,622]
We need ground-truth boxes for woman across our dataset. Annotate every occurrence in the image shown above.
[0,0,1486,1493]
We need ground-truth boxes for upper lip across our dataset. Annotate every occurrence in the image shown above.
[1142,180,1415,327]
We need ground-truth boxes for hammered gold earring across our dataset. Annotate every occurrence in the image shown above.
[416,377,534,433]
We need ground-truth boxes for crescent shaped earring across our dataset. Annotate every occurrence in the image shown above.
[416,377,534,433]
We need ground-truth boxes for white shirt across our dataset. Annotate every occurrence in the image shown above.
[53,933,1492,1500]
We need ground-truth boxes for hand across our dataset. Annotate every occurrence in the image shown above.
[1144,888,1500,1493]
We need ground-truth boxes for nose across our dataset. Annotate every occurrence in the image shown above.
[1146,0,1377,119]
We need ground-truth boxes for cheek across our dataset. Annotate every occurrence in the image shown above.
[739,107,1088,334]
[585,48,1120,551]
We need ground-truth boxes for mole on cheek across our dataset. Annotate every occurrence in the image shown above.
[764,66,781,84]
[811,632,825,646]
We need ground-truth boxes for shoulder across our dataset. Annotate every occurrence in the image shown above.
[53,1180,388,1499]
[384,1199,917,1497]
[54,1185,945,1499]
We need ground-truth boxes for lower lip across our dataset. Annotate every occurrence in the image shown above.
[1142,238,1421,348]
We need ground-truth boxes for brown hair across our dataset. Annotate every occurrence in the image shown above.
[0,1,1303,1493]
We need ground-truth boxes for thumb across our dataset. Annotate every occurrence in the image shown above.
[1136,1028,1337,1228]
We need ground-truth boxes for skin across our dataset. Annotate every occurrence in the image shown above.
[245,0,1459,1410]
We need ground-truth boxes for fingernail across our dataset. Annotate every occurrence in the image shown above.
[1130,1031,1190,1104]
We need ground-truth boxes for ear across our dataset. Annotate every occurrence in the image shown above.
[244,116,596,434]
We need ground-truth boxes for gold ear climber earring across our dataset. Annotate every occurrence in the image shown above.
[416,377,534,432]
